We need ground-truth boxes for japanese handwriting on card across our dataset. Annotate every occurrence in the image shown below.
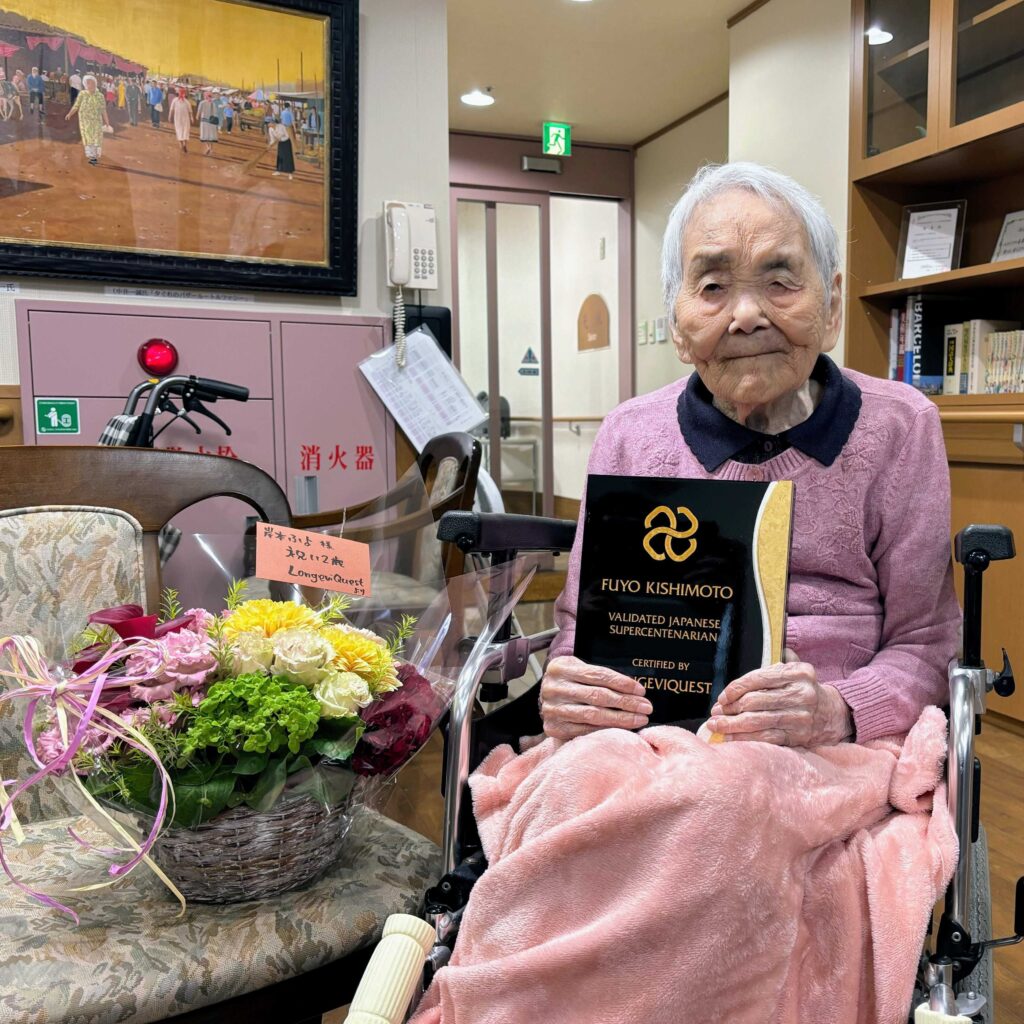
[256,525,371,597]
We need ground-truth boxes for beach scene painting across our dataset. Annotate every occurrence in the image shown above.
[0,0,332,268]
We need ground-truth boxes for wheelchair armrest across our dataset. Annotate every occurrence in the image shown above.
[438,511,576,555]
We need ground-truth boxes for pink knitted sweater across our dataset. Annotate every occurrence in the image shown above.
[551,368,961,743]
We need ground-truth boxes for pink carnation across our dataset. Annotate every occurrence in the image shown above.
[36,721,114,774]
[125,629,215,702]
[161,629,216,688]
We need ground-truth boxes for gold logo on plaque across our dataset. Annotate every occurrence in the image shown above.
[643,505,698,562]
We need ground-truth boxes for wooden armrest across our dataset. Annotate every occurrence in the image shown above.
[294,489,469,543]
[292,474,433,531]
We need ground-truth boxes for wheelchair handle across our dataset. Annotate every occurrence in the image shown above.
[954,524,1015,669]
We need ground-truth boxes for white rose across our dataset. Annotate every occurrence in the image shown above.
[271,627,336,687]
[315,671,373,719]
[231,630,274,675]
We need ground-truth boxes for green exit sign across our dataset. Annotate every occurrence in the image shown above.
[36,397,80,435]
[542,121,571,156]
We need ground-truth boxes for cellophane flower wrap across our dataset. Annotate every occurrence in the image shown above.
[0,565,525,919]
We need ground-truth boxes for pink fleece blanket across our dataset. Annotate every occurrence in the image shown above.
[413,707,957,1024]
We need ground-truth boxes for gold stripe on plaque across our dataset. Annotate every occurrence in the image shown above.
[754,481,793,662]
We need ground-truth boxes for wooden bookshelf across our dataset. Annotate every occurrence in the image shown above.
[847,0,1024,722]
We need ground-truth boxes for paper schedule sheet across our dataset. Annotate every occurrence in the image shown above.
[358,327,486,452]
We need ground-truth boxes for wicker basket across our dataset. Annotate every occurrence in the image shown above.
[123,793,355,904]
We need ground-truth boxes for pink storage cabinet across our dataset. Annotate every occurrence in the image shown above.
[16,299,397,550]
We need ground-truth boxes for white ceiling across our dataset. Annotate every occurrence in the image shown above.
[447,0,743,147]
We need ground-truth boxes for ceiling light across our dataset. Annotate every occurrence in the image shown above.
[866,26,893,45]
[461,88,494,107]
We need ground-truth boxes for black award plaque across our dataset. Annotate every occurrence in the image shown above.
[574,475,794,730]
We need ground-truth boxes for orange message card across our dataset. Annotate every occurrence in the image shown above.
[255,524,372,597]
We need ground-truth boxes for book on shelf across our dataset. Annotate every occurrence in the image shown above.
[981,329,1024,394]
[942,323,964,395]
[965,319,1020,395]
[894,294,970,394]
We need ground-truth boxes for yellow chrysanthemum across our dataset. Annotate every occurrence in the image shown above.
[323,624,400,693]
[223,600,320,639]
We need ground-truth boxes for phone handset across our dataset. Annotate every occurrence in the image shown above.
[386,204,411,286]
[384,201,439,368]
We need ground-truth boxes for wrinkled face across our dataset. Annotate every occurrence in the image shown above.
[672,189,842,410]
[85,79,97,93]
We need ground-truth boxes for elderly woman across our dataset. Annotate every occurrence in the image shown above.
[542,161,960,748]
[65,75,110,166]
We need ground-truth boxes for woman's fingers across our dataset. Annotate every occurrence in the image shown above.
[541,656,651,740]
[718,661,816,707]
[546,701,649,730]
[543,677,652,716]
[718,681,812,715]
[708,708,810,741]
[547,656,646,697]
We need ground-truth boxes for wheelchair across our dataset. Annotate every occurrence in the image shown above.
[347,512,1024,1024]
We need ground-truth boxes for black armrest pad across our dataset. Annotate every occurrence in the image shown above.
[438,511,576,554]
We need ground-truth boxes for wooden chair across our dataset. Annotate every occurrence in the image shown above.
[0,446,291,612]
[0,445,439,1023]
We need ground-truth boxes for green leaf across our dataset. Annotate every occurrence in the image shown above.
[169,770,237,827]
[159,587,182,623]
[286,754,314,776]
[305,723,364,763]
[225,578,249,611]
[232,750,270,776]
[242,755,289,812]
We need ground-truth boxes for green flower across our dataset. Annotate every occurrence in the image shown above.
[180,673,321,759]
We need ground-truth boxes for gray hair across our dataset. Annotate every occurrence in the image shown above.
[660,161,840,324]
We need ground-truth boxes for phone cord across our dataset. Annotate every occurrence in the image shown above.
[393,285,407,369]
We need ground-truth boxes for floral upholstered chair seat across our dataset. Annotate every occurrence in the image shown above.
[0,810,438,1023]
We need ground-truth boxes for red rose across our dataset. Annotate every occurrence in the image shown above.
[352,663,445,777]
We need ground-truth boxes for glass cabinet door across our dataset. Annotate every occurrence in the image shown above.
[954,0,1024,125]
[864,0,932,157]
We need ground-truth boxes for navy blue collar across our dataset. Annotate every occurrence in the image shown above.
[677,355,861,472]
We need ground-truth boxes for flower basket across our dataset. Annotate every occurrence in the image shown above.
[108,787,354,904]
[0,556,536,921]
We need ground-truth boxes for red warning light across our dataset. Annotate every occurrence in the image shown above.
[138,339,178,377]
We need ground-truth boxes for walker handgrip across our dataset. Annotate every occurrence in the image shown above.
[346,913,435,1024]
[954,524,1015,565]
[193,377,249,402]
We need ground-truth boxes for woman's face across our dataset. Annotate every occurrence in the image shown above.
[85,79,97,93]
[672,189,842,410]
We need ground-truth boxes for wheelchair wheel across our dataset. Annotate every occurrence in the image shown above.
[956,823,995,1023]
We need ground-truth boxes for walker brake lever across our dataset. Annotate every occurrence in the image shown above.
[184,395,232,436]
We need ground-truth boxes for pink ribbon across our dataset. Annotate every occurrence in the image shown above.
[0,636,180,921]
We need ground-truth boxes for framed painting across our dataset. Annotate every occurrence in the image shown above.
[0,0,357,294]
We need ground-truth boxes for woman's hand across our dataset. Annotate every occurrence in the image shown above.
[540,656,652,741]
[706,652,852,747]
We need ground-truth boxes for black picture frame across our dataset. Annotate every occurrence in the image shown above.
[895,199,967,281]
[0,0,357,295]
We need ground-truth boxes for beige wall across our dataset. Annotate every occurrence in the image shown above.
[728,0,851,364]
[633,98,729,397]
[0,0,451,385]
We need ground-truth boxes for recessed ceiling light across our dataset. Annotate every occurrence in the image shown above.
[461,88,495,107]
[866,26,893,45]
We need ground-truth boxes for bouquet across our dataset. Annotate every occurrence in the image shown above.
[0,585,448,916]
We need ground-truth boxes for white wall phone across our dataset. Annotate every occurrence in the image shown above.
[384,201,438,368]
[384,200,439,290]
